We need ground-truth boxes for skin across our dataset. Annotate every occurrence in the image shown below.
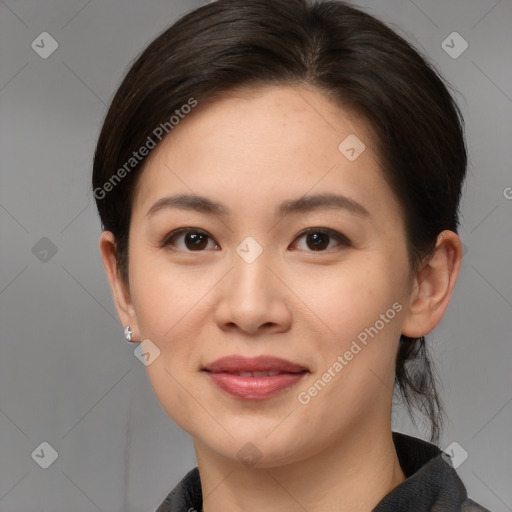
[100,85,463,512]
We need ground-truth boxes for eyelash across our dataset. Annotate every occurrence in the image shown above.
[161,227,352,253]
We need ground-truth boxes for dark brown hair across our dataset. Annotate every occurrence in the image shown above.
[92,0,467,443]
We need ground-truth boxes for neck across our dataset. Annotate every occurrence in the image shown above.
[194,427,405,512]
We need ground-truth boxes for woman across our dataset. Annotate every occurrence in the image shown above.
[92,0,491,510]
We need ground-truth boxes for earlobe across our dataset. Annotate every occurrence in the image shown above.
[99,231,139,340]
[401,230,463,338]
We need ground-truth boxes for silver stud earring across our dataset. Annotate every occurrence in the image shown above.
[124,325,134,342]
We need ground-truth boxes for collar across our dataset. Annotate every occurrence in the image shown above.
[374,432,466,511]
[155,432,489,511]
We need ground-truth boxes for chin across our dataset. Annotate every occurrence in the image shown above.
[191,420,323,469]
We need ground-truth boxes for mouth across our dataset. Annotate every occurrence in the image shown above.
[203,354,308,374]
[216,370,293,377]
[202,355,309,400]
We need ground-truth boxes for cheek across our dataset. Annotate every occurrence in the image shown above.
[292,255,403,341]
[129,258,209,426]
[296,252,407,398]
[131,278,207,365]
[293,264,404,417]
[128,246,223,391]
[128,241,202,338]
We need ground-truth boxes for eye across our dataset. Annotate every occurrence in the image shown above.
[161,228,219,252]
[291,227,351,252]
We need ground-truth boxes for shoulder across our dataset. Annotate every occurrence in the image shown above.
[461,498,492,511]
[372,432,493,512]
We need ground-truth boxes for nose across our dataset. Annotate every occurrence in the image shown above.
[213,246,292,336]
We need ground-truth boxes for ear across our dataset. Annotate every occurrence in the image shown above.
[99,231,139,341]
[401,230,463,338]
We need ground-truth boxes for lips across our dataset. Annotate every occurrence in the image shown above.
[203,355,309,400]
[203,355,308,374]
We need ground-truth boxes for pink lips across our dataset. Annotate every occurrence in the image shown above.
[203,355,308,400]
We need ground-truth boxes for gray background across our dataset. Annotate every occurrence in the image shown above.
[0,0,511,510]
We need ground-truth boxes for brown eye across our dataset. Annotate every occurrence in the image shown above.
[163,228,219,251]
[292,228,351,252]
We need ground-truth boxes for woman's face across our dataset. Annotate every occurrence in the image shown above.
[124,85,414,466]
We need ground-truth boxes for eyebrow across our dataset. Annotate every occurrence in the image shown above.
[146,192,369,218]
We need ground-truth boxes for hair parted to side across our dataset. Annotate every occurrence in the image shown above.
[92,0,467,444]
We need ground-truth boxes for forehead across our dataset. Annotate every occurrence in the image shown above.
[132,85,399,223]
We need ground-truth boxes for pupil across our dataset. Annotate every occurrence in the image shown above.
[308,232,329,251]
[186,233,207,250]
